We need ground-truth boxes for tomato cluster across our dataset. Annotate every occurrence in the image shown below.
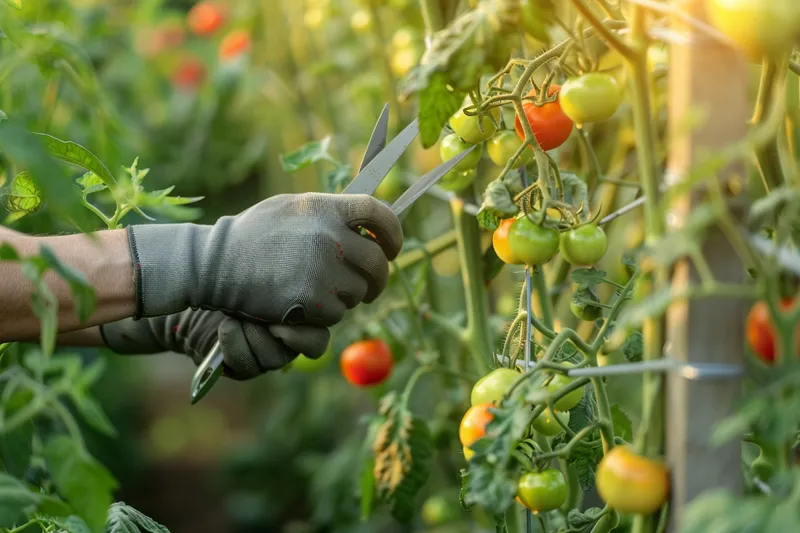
[492,216,608,268]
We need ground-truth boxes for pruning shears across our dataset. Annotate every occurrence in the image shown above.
[189,103,477,404]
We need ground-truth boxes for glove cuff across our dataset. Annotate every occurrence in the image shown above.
[99,318,165,355]
[128,223,211,318]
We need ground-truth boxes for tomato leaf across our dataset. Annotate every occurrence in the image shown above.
[569,267,606,290]
[71,392,117,438]
[280,137,333,173]
[416,73,464,149]
[75,172,108,197]
[371,392,433,523]
[458,469,472,512]
[34,134,116,188]
[44,436,118,533]
[3,171,42,215]
[105,502,170,533]
[324,163,353,193]
[463,395,529,515]
[610,405,633,443]
[37,515,91,533]
[567,506,604,533]
[621,331,643,362]
[560,171,588,207]
[0,387,34,478]
[477,178,519,231]
[0,472,41,527]
[400,2,514,95]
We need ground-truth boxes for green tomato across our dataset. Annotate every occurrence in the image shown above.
[471,368,520,405]
[517,469,569,512]
[531,407,569,436]
[421,494,460,526]
[559,73,623,125]
[559,225,608,266]
[546,363,584,411]
[487,130,533,169]
[439,133,482,172]
[439,168,477,192]
[507,216,560,266]
[449,102,500,144]
[570,289,603,322]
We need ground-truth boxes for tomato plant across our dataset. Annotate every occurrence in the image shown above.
[559,73,623,125]
[559,224,608,266]
[492,218,523,265]
[516,469,569,512]
[596,445,670,514]
[514,86,574,151]
[449,101,500,144]
[507,216,560,266]
[340,339,393,386]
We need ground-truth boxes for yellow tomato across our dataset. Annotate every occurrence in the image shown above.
[596,446,670,514]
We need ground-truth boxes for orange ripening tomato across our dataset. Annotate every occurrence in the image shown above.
[493,218,523,265]
[514,85,574,151]
[459,402,494,456]
[188,1,225,36]
[219,29,251,61]
[340,339,393,387]
[171,56,206,90]
[596,445,669,514]
[746,298,800,364]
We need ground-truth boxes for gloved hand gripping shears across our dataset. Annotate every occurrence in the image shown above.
[189,104,477,404]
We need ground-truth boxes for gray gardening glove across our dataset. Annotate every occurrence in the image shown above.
[100,309,329,380]
[127,193,403,327]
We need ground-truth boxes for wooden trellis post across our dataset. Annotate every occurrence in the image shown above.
[664,2,749,530]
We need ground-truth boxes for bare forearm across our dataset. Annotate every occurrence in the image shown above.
[0,227,136,342]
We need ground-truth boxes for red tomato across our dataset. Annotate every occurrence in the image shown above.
[746,299,799,364]
[514,85,574,151]
[188,1,225,36]
[171,56,206,90]
[340,339,393,386]
[219,29,251,61]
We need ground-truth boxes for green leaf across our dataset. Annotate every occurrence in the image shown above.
[75,172,108,197]
[560,172,588,207]
[417,73,464,148]
[324,164,353,193]
[0,242,19,260]
[570,267,606,290]
[400,2,514,95]
[567,507,604,533]
[4,171,42,214]
[613,287,674,333]
[36,496,73,518]
[0,472,41,528]
[610,405,633,442]
[459,469,472,512]
[34,134,116,188]
[44,436,118,533]
[75,358,107,391]
[71,393,117,437]
[477,178,519,231]
[105,502,170,533]
[621,331,643,362]
[359,455,376,522]
[279,137,333,173]
[38,515,91,533]
[39,244,96,323]
[0,386,33,478]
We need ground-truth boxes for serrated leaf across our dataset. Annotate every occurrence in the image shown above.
[570,267,606,290]
[0,242,19,260]
[4,171,42,214]
[0,386,33,478]
[560,172,588,206]
[71,393,117,437]
[0,472,41,528]
[477,179,519,231]
[75,172,108,196]
[621,331,643,362]
[567,506,604,533]
[610,405,633,442]
[44,436,118,533]
[417,73,464,148]
[324,164,353,193]
[280,137,332,173]
[36,496,73,518]
[34,134,116,187]
[38,515,91,533]
[105,502,170,533]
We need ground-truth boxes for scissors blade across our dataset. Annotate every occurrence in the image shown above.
[358,103,390,172]
[391,144,478,216]
[190,340,225,405]
[342,118,419,196]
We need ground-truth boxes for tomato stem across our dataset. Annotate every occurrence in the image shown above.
[752,56,789,192]
[532,266,554,330]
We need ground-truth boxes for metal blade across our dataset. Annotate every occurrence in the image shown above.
[190,340,225,404]
[343,118,420,196]
[391,144,478,216]
[358,103,390,172]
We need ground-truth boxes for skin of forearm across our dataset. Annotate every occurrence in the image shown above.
[0,227,136,342]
